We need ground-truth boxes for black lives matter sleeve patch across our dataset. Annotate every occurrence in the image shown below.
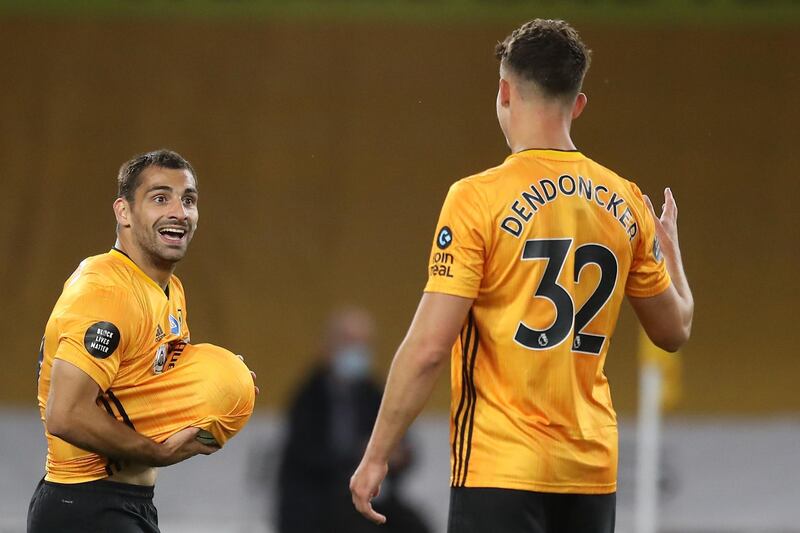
[83,322,121,359]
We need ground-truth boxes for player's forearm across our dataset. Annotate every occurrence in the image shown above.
[47,403,163,466]
[362,338,448,464]
[662,238,694,332]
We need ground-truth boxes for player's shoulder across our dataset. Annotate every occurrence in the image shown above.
[459,161,508,188]
[583,156,644,198]
[61,251,139,302]
[444,161,508,206]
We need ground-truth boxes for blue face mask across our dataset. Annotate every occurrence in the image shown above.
[331,345,371,381]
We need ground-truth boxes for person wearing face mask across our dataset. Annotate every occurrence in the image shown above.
[275,307,431,533]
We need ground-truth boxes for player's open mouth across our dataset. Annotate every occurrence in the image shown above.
[157,227,187,245]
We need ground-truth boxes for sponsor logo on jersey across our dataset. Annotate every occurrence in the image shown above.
[83,322,120,359]
[155,324,165,342]
[437,226,453,250]
[430,251,455,278]
[169,314,180,335]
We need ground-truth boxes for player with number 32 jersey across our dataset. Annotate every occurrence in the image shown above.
[425,148,670,494]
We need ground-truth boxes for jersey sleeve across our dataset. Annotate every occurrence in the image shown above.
[626,186,672,298]
[424,180,488,299]
[54,283,138,391]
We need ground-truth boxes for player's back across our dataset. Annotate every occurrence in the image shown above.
[426,149,669,493]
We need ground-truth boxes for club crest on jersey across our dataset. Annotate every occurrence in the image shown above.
[437,226,453,250]
[155,324,165,342]
[153,344,168,374]
[169,314,180,335]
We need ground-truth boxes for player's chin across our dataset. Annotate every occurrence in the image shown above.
[155,244,189,263]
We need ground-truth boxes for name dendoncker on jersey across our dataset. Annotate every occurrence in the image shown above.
[500,173,639,242]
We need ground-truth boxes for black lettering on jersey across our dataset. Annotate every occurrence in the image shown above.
[577,176,593,200]
[606,192,624,218]
[558,174,576,196]
[618,207,633,229]
[594,185,609,207]
[522,184,546,212]
[430,251,455,277]
[83,322,121,359]
[433,252,454,264]
[539,179,557,201]
[511,200,533,222]
[628,222,638,241]
[501,216,523,237]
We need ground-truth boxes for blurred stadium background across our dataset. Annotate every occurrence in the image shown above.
[1,1,799,531]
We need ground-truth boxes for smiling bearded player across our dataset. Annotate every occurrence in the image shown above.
[28,150,257,533]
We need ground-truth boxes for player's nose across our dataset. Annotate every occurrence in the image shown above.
[166,198,190,221]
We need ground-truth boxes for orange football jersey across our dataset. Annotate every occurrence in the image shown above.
[424,149,670,494]
[37,249,253,483]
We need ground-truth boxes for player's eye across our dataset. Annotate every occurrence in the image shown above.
[182,196,197,207]
[153,195,167,204]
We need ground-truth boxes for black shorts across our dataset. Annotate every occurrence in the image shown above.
[27,477,159,533]
[447,487,615,533]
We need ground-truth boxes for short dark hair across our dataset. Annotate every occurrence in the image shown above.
[495,19,591,99]
[117,149,197,203]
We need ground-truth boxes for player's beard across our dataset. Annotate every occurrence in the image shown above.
[132,219,195,269]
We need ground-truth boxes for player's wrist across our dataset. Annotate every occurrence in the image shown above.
[362,444,391,466]
[140,438,171,466]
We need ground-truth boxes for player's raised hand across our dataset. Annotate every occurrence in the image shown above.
[155,427,219,466]
[350,458,389,525]
[644,187,680,252]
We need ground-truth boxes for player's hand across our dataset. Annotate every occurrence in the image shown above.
[154,427,219,466]
[350,457,389,525]
[237,354,260,396]
[644,187,680,253]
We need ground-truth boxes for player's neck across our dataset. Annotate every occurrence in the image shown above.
[113,239,175,291]
[508,114,577,153]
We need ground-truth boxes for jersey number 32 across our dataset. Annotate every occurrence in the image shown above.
[515,238,618,355]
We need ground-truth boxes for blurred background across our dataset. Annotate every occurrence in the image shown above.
[1,0,799,531]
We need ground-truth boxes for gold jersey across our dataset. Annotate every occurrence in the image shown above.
[37,249,254,483]
[424,149,670,494]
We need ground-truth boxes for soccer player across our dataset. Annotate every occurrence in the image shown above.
[27,150,254,533]
[350,19,693,533]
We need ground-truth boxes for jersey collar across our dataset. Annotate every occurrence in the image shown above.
[506,148,586,162]
[109,247,171,298]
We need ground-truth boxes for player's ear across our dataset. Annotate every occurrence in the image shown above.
[572,92,588,120]
[498,78,512,109]
[113,197,132,228]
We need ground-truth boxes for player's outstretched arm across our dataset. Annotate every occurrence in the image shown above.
[629,188,694,352]
[46,359,219,467]
[351,292,473,525]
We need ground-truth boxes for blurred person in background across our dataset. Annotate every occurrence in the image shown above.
[350,18,694,533]
[277,306,430,533]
